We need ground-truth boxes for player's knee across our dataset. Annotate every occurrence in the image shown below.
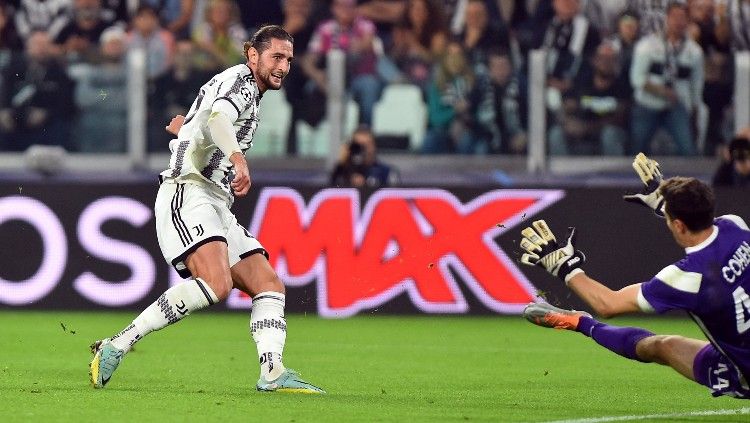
[201,272,233,300]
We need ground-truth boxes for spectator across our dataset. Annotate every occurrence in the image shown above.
[357,0,407,47]
[421,39,475,154]
[301,0,382,126]
[0,2,23,52]
[151,40,212,151]
[582,0,628,37]
[630,2,703,155]
[713,132,750,187]
[608,11,640,87]
[537,0,601,112]
[628,0,687,36]
[389,0,448,91]
[14,0,73,41]
[467,48,526,155]
[459,0,510,70]
[720,0,750,51]
[100,0,135,25]
[689,0,733,155]
[0,31,75,151]
[548,42,630,155]
[192,0,247,71]
[127,5,175,80]
[55,0,115,63]
[281,0,319,154]
[330,126,397,187]
[140,0,194,39]
[71,25,127,152]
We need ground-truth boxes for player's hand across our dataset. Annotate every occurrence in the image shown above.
[518,220,585,284]
[623,153,665,217]
[165,114,185,135]
[229,152,251,197]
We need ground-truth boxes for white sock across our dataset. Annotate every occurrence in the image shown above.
[250,292,287,381]
[110,278,219,352]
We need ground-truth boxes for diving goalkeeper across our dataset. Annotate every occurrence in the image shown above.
[519,153,750,399]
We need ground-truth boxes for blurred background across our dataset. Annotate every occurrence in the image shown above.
[0,0,748,185]
[2,0,750,314]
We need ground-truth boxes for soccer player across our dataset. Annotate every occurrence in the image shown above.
[89,25,325,394]
[518,153,750,399]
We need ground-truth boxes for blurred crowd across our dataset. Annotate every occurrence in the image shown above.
[0,0,749,157]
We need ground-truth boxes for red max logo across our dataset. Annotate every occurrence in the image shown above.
[227,188,564,317]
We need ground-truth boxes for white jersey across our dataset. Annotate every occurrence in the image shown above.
[161,64,262,198]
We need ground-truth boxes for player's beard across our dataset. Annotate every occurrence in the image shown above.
[259,67,285,91]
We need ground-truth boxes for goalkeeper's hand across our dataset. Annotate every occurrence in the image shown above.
[518,220,585,284]
[623,152,665,217]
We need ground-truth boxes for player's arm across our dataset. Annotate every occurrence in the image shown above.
[518,220,641,318]
[207,101,250,196]
[566,273,642,318]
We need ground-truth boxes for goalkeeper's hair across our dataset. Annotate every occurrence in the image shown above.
[244,25,294,59]
[660,177,715,231]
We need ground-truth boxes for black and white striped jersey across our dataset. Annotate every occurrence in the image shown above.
[15,0,73,40]
[161,63,262,199]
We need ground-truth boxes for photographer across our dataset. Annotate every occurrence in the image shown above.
[713,130,750,187]
[330,126,398,187]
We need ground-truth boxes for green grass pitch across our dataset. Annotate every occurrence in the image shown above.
[1,311,748,422]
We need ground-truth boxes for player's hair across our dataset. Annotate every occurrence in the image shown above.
[243,25,294,60]
[660,177,715,232]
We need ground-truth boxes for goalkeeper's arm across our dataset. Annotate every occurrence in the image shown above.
[566,273,642,318]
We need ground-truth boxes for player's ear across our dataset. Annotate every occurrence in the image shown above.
[248,47,260,64]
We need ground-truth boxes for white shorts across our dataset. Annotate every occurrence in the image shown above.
[155,180,267,278]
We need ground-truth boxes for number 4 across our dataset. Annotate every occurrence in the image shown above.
[733,286,750,334]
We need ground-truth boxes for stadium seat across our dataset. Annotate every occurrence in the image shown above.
[371,84,427,151]
[251,89,291,156]
[296,100,359,157]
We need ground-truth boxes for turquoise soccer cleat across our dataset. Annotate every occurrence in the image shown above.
[89,339,125,389]
[256,368,326,394]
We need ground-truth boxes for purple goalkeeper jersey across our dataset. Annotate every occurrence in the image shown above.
[638,215,750,379]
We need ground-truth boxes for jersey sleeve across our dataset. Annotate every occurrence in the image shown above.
[717,215,749,231]
[639,263,702,314]
[212,75,257,122]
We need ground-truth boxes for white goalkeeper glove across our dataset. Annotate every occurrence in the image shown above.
[623,153,665,217]
[518,220,585,284]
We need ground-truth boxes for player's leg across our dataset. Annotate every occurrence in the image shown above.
[224,218,324,393]
[90,183,227,388]
[230,254,325,394]
[634,335,708,380]
[525,303,708,380]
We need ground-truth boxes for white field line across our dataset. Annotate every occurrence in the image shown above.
[543,407,750,423]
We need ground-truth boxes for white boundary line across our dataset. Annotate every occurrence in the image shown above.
[544,407,750,423]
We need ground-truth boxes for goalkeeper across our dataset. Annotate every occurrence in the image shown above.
[519,153,750,399]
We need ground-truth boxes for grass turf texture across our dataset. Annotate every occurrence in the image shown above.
[1,311,747,422]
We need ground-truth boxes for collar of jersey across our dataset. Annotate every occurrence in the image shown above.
[685,225,718,254]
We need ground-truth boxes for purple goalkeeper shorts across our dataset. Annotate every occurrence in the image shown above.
[693,344,750,399]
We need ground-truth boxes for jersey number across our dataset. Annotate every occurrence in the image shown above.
[733,286,750,334]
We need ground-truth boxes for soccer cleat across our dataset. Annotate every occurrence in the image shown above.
[89,339,125,389]
[523,302,591,331]
[256,368,326,394]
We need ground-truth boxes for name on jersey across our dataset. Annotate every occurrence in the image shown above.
[723,241,750,283]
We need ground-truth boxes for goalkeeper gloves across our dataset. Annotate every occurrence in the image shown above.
[518,220,585,284]
[623,153,665,217]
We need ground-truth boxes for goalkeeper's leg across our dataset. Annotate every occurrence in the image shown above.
[91,242,228,388]
[573,313,707,380]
